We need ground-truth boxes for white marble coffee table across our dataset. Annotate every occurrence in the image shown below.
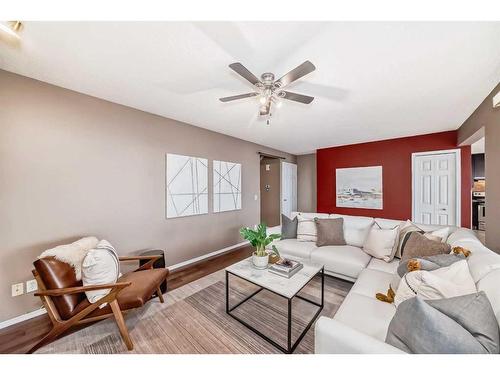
[225,257,324,353]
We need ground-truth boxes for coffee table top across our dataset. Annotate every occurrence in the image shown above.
[225,257,324,299]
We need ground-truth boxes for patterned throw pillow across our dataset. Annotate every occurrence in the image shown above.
[296,216,318,242]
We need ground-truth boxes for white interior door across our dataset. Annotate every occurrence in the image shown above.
[281,162,297,219]
[413,151,459,226]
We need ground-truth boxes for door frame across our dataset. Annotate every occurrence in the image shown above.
[280,161,297,221]
[411,149,461,226]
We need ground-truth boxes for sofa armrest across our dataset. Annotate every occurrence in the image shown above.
[314,317,405,354]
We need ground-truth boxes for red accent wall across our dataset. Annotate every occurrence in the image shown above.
[317,131,471,228]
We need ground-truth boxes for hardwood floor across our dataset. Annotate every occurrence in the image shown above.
[0,245,253,354]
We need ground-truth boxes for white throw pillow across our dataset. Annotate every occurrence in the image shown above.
[394,260,476,307]
[426,227,450,243]
[363,226,399,261]
[38,237,99,280]
[296,216,317,242]
[82,240,120,304]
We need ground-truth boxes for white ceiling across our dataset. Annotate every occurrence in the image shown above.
[1,22,500,154]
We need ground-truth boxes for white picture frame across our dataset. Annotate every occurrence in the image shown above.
[213,160,242,213]
[336,166,383,209]
[166,153,208,218]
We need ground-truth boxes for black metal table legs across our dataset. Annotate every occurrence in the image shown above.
[225,267,324,354]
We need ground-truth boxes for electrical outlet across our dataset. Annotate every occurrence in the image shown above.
[11,282,24,297]
[26,279,38,293]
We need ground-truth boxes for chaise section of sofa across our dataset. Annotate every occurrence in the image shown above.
[267,212,500,353]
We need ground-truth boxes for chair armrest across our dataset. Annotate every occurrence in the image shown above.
[35,282,131,296]
[314,317,406,354]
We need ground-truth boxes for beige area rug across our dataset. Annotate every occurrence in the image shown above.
[36,269,352,354]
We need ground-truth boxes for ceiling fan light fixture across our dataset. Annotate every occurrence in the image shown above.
[0,21,22,39]
[259,96,267,105]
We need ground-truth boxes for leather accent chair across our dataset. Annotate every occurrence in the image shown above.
[29,253,169,353]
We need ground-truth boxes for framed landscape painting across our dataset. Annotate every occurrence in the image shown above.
[336,166,383,209]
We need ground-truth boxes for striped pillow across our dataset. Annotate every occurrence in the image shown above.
[297,216,317,242]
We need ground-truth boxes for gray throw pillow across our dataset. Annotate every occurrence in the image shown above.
[281,214,298,239]
[386,292,500,354]
[314,218,346,247]
[397,253,467,278]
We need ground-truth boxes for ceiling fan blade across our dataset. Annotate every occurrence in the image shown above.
[229,63,261,86]
[259,100,271,116]
[291,81,348,101]
[219,92,258,102]
[275,61,316,88]
[281,91,315,104]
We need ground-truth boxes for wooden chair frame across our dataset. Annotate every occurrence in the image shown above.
[28,255,166,353]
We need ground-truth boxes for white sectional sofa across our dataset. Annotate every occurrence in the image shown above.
[268,212,500,354]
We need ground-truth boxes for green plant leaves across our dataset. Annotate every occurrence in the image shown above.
[239,223,281,252]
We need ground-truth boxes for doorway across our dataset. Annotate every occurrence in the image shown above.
[281,161,297,218]
[412,149,461,226]
[260,157,281,227]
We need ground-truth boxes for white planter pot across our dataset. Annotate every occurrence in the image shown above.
[252,253,269,269]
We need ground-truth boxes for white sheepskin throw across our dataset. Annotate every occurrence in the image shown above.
[38,237,99,280]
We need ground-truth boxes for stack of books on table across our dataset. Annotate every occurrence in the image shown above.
[268,259,303,278]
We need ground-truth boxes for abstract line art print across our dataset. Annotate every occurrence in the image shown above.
[166,153,208,218]
[213,160,242,213]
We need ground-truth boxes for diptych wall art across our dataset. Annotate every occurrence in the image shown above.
[166,153,208,218]
[336,166,383,209]
[213,160,242,213]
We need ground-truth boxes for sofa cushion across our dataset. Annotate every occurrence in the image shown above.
[367,258,399,274]
[334,292,396,341]
[311,245,371,279]
[292,211,329,220]
[350,269,395,299]
[331,214,374,247]
[467,246,500,283]
[272,239,317,260]
[477,269,500,327]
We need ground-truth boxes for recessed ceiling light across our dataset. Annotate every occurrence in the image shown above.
[0,21,22,39]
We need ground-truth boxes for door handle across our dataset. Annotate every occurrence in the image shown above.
[438,208,447,211]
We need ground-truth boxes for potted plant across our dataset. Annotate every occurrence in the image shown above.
[240,223,281,269]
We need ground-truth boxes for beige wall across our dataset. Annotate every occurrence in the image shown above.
[458,82,500,252]
[0,70,295,321]
[297,153,317,212]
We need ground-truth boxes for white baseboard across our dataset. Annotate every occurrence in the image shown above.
[0,307,47,330]
[0,241,249,330]
[168,241,249,271]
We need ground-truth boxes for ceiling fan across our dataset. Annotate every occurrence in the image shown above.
[219,61,316,123]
